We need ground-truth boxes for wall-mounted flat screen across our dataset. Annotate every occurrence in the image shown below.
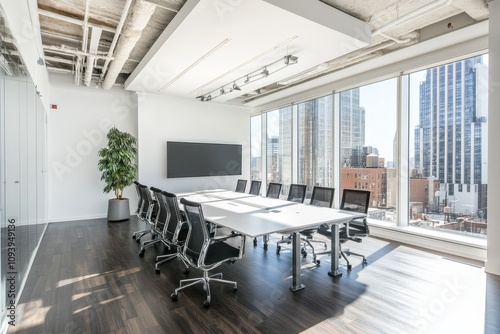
[167,141,242,178]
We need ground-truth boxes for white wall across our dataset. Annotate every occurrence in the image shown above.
[48,74,138,222]
[137,93,251,193]
[486,1,500,276]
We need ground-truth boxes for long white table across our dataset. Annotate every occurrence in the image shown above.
[180,190,365,291]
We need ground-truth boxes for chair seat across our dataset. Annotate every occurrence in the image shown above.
[205,241,241,265]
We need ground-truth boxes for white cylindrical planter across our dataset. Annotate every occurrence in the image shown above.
[107,198,130,221]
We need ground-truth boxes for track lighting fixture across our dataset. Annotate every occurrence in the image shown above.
[196,54,298,102]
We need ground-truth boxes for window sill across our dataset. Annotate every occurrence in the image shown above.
[367,219,487,262]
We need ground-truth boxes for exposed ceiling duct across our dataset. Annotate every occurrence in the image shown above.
[101,0,156,89]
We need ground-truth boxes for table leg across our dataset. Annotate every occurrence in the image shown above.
[290,232,305,291]
[328,224,342,277]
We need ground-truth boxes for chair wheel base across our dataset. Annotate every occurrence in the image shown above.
[171,293,178,301]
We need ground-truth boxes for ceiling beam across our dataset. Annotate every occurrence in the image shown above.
[38,9,116,33]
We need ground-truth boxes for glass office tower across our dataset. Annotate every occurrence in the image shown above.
[414,56,488,217]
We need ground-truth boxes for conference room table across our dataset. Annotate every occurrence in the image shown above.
[179,190,365,292]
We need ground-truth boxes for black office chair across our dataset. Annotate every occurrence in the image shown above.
[266,182,282,199]
[316,189,370,270]
[248,180,262,195]
[258,182,283,249]
[171,198,245,307]
[235,179,247,193]
[138,187,170,256]
[155,191,189,273]
[298,186,335,264]
[276,184,307,253]
[132,183,157,242]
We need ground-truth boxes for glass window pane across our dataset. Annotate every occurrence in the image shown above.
[338,79,398,223]
[409,54,488,237]
[250,115,262,181]
[266,106,292,197]
[297,95,333,195]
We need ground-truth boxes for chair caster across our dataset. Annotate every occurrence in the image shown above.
[203,300,210,307]
[362,259,368,264]
[347,264,352,271]
[171,293,178,301]
[132,235,136,240]
[183,268,190,275]
[138,249,145,257]
[263,243,268,250]
[155,267,161,274]
[301,249,307,257]
[233,286,237,292]
[315,259,320,265]
[253,238,257,246]
[276,246,281,254]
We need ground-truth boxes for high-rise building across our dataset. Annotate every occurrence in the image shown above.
[414,56,488,214]
[297,96,333,188]
[339,88,365,167]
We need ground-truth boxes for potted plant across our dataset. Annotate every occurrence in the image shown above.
[98,127,137,221]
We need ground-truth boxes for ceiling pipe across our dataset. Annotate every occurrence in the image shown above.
[100,0,133,83]
[371,0,450,36]
[38,9,116,33]
[43,45,114,59]
[84,27,102,86]
[76,0,91,86]
[101,0,156,90]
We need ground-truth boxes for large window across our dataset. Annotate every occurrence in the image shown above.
[250,53,488,239]
[266,106,292,197]
[338,79,398,222]
[297,95,333,191]
[409,54,488,237]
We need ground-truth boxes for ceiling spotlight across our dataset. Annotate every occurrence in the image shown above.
[220,88,225,95]
[232,82,241,91]
[196,95,205,101]
[262,68,269,77]
[206,95,212,101]
[244,76,250,84]
[284,55,298,65]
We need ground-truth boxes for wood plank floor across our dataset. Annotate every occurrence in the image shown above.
[8,216,500,334]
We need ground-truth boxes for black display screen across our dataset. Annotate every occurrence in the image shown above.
[167,141,242,178]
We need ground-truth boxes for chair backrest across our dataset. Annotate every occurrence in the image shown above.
[180,198,209,267]
[133,181,143,214]
[137,184,152,220]
[248,180,262,195]
[287,184,307,203]
[235,179,247,193]
[150,187,169,233]
[340,189,370,214]
[310,186,335,208]
[266,182,282,199]
[162,191,185,243]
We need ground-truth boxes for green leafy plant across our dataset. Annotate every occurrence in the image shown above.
[97,127,137,199]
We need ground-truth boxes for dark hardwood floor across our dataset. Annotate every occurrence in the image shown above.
[8,216,500,334]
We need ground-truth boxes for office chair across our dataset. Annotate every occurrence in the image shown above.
[298,186,335,264]
[258,182,283,248]
[171,198,245,307]
[276,184,307,253]
[266,182,282,199]
[153,191,190,273]
[248,180,262,195]
[138,187,170,256]
[235,179,247,193]
[132,183,157,242]
[316,189,370,270]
